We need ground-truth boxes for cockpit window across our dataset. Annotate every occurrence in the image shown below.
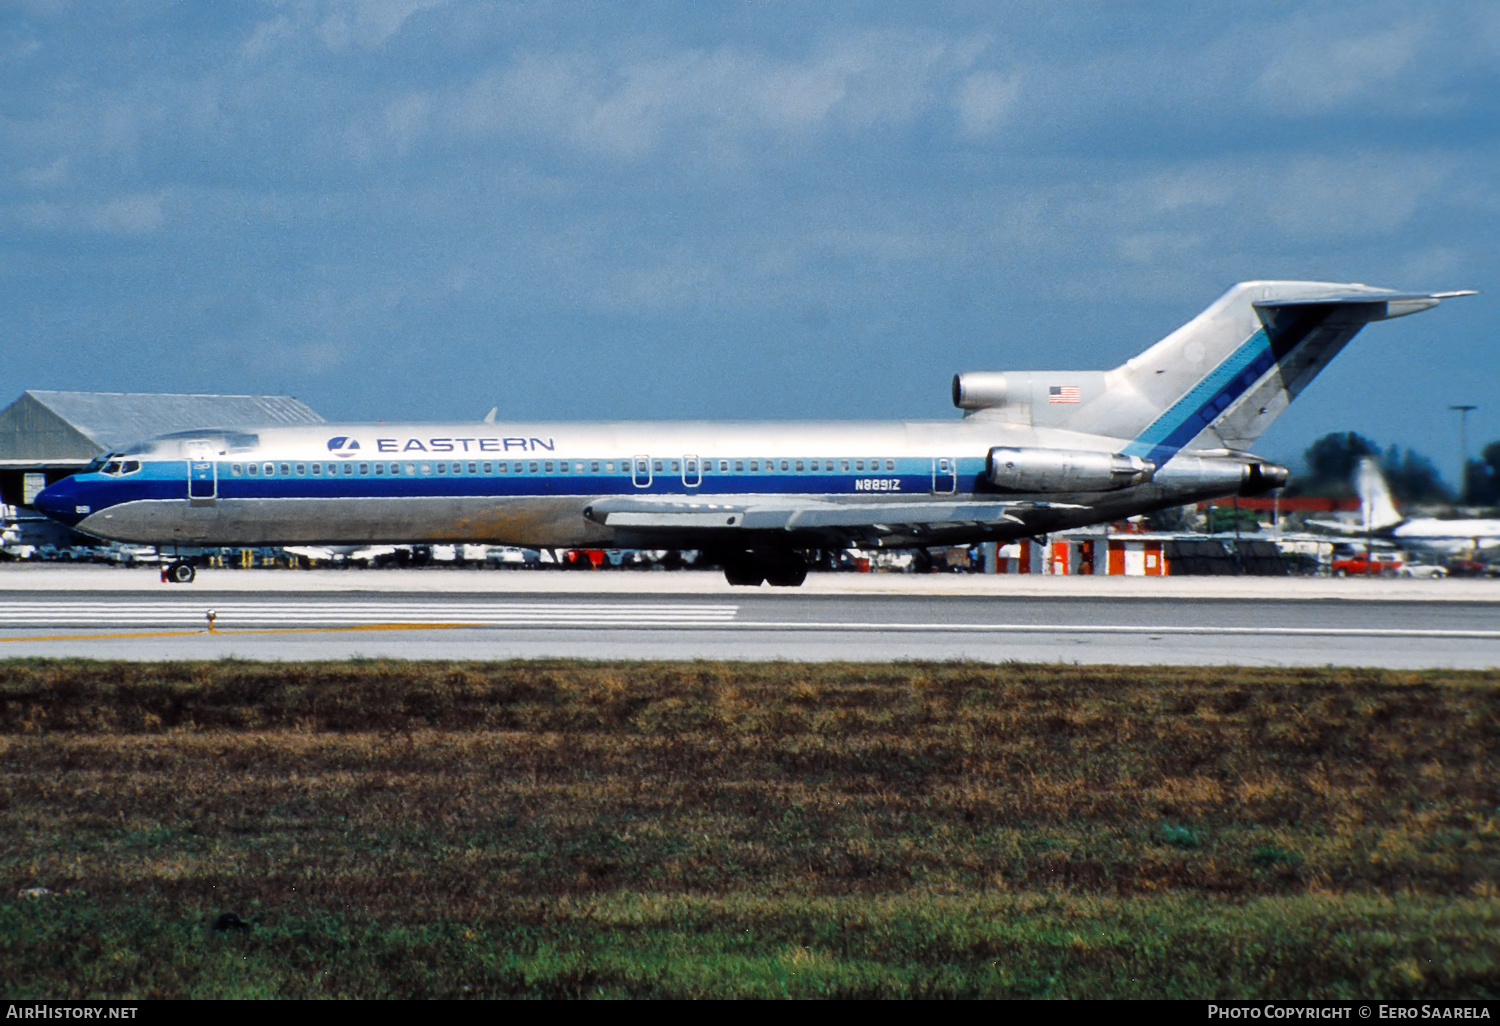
[120,460,140,474]
[102,461,122,475]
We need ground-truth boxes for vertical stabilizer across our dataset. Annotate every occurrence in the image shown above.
[1056,282,1471,463]
[1356,457,1404,532]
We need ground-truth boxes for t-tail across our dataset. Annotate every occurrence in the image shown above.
[953,281,1474,464]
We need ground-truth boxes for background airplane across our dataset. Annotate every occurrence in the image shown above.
[35,280,1472,585]
[1310,457,1500,555]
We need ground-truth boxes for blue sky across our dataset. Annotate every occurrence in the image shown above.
[2,1,1496,480]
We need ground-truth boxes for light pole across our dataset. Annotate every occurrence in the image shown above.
[1451,404,1477,500]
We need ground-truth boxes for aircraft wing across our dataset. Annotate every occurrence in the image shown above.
[583,496,1085,535]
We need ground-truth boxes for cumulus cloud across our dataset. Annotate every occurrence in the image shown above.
[242,0,448,56]
[1262,153,1458,238]
[14,156,69,190]
[315,0,447,51]
[14,192,166,234]
[1254,20,1432,114]
[424,29,994,160]
[1116,230,1204,265]
[955,70,1020,138]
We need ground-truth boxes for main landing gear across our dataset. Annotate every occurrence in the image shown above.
[720,549,808,588]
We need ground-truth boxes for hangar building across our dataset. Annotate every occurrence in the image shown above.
[0,391,323,511]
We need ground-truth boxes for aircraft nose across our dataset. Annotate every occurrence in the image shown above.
[33,477,89,526]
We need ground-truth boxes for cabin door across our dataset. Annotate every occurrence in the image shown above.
[185,442,217,505]
[682,455,701,488]
[632,455,652,489]
[931,457,957,495]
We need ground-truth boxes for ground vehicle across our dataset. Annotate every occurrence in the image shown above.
[103,543,161,565]
[1331,554,1403,576]
[1397,563,1447,579]
[1444,558,1498,578]
[486,546,541,567]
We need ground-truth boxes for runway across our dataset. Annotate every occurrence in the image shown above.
[0,575,1496,667]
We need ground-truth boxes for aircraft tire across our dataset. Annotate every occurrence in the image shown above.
[762,552,808,588]
[719,550,771,587]
[720,549,807,587]
[764,564,807,587]
[723,556,765,587]
[167,561,196,584]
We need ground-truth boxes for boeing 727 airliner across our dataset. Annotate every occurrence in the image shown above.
[35,280,1473,585]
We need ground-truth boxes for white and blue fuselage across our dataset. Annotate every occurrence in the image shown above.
[36,418,1232,549]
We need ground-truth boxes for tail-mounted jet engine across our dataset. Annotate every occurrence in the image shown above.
[953,372,1012,410]
[986,447,1155,492]
[1154,454,1289,497]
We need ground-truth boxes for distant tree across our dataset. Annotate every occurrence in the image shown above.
[1206,505,1260,534]
[1145,504,1197,532]
[1284,432,1380,497]
[1462,441,1500,506]
[1380,445,1452,505]
[1285,431,1452,503]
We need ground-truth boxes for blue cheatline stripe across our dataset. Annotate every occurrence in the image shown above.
[54,457,994,516]
[1122,329,1278,465]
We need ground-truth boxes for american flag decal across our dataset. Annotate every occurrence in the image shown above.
[1048,385,1081,403]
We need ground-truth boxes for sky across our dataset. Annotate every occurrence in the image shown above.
[2,0,1497,481]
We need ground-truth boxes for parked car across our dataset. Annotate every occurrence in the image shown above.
[486,546,541,568]
[1397,563,1447,579]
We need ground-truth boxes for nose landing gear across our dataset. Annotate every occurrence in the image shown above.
[162,561,196,584]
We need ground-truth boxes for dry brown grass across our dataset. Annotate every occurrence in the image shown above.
[1,660,1496,997]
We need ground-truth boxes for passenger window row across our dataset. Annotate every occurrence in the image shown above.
[224,458,902,478]
[704,459,897,472]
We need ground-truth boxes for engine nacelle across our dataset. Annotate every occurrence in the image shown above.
[986,447,1155,492]
[952,372,1012,410]
[1153,455,1289,497]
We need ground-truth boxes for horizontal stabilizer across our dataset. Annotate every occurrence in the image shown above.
[1256,289,1476,305]
[1255,289,1477,321]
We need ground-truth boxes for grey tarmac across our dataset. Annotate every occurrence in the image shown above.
[0,566,1495,667]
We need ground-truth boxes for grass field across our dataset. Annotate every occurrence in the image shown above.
[2,660,1497,999]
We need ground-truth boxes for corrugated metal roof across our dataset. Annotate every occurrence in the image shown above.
[0,391,324,464]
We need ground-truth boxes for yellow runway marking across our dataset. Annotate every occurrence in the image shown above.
[0,623,485,643]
